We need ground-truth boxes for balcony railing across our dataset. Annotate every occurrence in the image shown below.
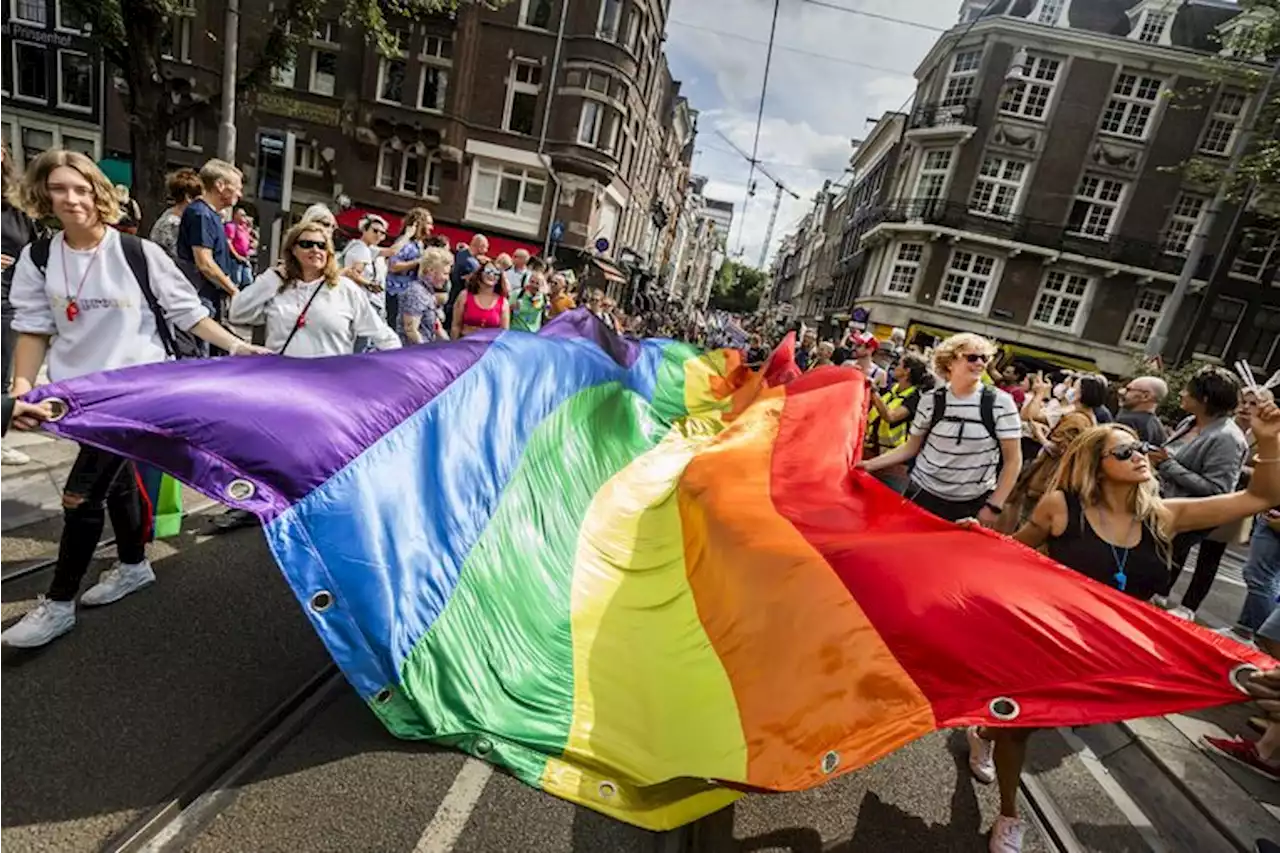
[862,198,1215,279]
[909,99,980,130]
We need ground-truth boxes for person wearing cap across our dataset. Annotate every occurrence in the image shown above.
[848,331,889,391]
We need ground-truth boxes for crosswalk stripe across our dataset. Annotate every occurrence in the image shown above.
[412,758,494,853]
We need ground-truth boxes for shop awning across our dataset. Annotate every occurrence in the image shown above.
[590,257,627,284]
[98,158,133,188]
[335,206,541,258]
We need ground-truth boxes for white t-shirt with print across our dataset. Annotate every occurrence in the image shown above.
[908,385,1021,500]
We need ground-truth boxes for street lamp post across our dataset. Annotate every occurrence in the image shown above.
[217,0,240,162]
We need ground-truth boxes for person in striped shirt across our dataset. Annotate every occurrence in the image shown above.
[861,333,1023,526]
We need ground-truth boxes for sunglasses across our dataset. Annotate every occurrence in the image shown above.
[296,239,327,251]
[482,267,499,277]
[963,353,991,364]
[1107,442,1152,461]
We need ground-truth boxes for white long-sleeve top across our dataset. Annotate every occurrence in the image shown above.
[229,271,400,358]
[9,228,209,381]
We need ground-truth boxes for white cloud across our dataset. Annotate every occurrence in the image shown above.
[667,0,960,265]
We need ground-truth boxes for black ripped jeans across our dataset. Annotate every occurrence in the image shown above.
[49,445,147,601]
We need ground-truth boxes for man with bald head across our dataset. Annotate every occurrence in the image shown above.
[1118,375,1169,445]
[445,233,490,323]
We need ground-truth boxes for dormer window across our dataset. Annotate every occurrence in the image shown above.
[1127,1,1175,46]
[1034,0,1066,25]
[1217,11,1268,61]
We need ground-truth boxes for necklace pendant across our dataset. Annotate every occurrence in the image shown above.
[66,300,79,322]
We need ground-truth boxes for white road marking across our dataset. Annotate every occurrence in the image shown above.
[412,758,494,853]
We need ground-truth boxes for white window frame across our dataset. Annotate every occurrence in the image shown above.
[1030,269,1094,334]
[166,117,201,151]
[625,8,644,53]
[885,242,924,297]
[55,49,93,113]
[272,59,295,89]
[1199,89,1247,157]
[1098,71,1163,140]
[518,0,554,29]
[417,65,448,113]
[941,48,982,107]
[1068,173,1126,239]
[1231,228,1279,281]
[939,248,1000,314]
[466,160,548,230]
[1135,9,1171,44]
[376,56,407,105]
[55,0,87,32]
[503,59,542,135]
[422,35,453,62]
[309,49,338,97]
[1033,0,1066,24]
[969,155,1028,219]
[598,0,622,40]
[578,99,604,147]
[999,53,1061,121]
[11,0,46,26]
[295,141,322,175]
[376,143,397,190]
[312,20,340,44]
[160,15,193,64]
[1162,192,1206,256]
[1121,288,1167,348]
[12,42,48,104]
[1240,305,1280,371]
[913,148,953,203]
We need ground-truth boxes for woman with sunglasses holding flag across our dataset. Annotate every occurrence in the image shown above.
[450,256,509,340]
[963,408,1280,853]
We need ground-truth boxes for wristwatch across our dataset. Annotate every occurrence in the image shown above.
[984,501,1004,515]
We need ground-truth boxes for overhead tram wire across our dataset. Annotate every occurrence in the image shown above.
[800,0,948,32]
[733,0,782,260]
[667,19,916,77]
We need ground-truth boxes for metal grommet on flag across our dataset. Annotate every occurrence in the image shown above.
[598,781,618,800]
[309,590,334,613]
[44,397,68,422]
[1229,663,1260,695]
[988,696,1021,721]
[821,750,840,774]
[475,737,493,756]
[226,478,255,501]
[374,687,394,705]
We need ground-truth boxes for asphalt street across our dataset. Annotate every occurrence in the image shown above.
[0,508,1253,853]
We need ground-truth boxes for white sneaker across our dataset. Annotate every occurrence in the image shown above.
[80,560,156,607]
[1169,606,1196,621]
[1,446,30,465]
[1,598,75,647]
[1151,594,1171,609]
[989,815,1026,853]
[967,726,996,784]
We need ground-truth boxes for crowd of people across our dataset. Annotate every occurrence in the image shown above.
[1,145,1278,853]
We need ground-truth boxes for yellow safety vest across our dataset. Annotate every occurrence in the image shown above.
[866,384,918,451]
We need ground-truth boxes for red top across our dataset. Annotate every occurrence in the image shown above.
[461,292,507,329]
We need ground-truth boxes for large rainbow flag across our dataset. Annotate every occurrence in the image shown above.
[29,310,1270,829]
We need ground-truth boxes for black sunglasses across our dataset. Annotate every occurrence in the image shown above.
[963,353,991,364]
[296,239,327,251]
[1108,442,1152,461]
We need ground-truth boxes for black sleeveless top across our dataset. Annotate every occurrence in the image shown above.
[1046,493,1166,601]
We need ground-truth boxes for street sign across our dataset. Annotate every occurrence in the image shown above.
[595,237,610,253]
[549,220,565,243]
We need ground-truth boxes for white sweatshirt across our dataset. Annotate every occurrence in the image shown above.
[228,271,401,358]
[8,228,209,381]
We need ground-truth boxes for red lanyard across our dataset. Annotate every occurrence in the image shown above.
[61,236,104,322]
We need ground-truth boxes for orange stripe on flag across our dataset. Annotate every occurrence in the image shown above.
[678,388,936,790]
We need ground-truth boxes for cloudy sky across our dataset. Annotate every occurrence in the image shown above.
[665,0,961,267]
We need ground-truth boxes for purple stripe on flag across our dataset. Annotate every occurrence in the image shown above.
[538,309,642,368]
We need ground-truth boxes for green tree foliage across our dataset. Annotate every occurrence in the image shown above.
[1180,0,1280,212]
[59,0,480,227]
[709,261,768,314]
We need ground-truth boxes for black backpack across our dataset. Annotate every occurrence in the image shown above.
[30,233,203,359]
[920,385,1005,478]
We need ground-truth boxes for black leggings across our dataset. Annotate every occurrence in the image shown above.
[49,445,148,601]
[1162,528,1213,599]
[1181,538,1230,612]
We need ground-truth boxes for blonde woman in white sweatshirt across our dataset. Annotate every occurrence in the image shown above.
[3,150,266,649]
